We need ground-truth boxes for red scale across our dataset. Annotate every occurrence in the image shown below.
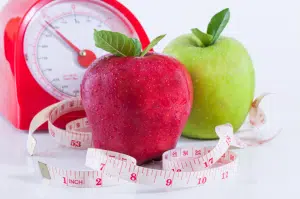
[0,0,150,130]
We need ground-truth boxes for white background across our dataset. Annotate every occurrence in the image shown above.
[0,0,299,199]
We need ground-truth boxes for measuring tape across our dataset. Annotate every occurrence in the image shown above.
[26,93,280,189]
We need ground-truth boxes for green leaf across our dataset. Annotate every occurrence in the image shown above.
[140,34,166,57]
[94,30,138,57]
[132,38,142,56]
[207,8,230,45]
[191,28,213,47]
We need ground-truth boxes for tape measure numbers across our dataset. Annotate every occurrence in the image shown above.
[26,94,280,188]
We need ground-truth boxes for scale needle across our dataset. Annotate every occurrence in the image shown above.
[44,20,80,54]
[44,20,96,68]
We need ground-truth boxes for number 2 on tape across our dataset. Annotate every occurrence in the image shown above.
[96,178,102,186]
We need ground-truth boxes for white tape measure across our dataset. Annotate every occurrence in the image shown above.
[26,93,280,188]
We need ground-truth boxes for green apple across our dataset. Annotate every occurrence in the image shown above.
[163,8,255,139]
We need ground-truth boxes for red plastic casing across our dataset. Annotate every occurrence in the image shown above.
[0,0,150,130]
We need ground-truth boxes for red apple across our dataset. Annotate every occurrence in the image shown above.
[81,50,193,165]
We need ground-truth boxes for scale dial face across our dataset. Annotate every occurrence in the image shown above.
[24,0,138,100]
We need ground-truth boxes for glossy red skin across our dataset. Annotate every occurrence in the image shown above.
[81,53,193,165]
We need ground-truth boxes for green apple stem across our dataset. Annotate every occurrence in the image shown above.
[192,8,230,47]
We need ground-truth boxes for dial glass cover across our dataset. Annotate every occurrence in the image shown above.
[24,0,138,100]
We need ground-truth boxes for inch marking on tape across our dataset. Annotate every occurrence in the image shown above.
[27,94,281,188]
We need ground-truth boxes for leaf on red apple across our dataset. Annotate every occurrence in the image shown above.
[94,30,166,58]
[132,38,142,56]
[140,34,166,57]
[94,30,139,57]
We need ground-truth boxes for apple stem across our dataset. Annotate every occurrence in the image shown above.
[191,8,230,47]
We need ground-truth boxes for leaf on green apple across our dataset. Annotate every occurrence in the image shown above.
[94,30,138,57]
[140,34,166,57]
[191,28,213,47]
[207,8,230,45]
[132,38,142,56]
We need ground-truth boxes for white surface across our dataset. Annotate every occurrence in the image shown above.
[0,0,300,198]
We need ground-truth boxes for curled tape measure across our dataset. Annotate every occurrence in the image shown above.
[26,93,280,189]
